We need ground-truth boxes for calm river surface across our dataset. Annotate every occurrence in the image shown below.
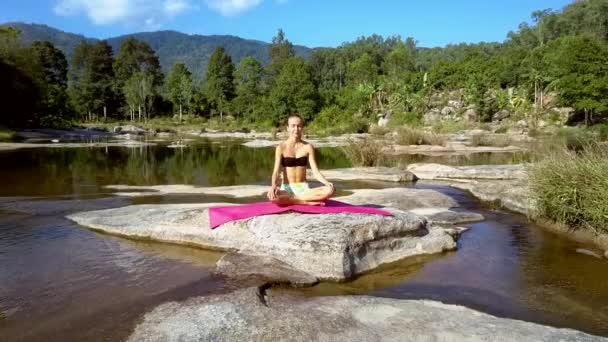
[0,140,606,341]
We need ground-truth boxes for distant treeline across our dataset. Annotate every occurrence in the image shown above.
[1,0,607,130]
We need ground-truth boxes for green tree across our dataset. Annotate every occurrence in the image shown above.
[0,27,40,127]
[68,41,116,121]
[268,29,295,80]
[347,53,378,85]
[30,41,72,125]
[233,56,264,121]
[166,61,193,120]
[545,34,608,125]
[114,37,163,117]
[203,47,235,121]
[268,57,317,123]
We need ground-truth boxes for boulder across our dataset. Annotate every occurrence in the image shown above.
[448,100,464,109]
[424,108,442,124]
[113,125,147,134]
[440,106,456,116]
[493,109,511,121]
[464,108,478,122]
[128,287,604,342]
[67,203,456,281]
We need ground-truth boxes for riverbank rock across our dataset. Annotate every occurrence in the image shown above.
[105,184,269,198]
[128,287,604,342]
[336,188,484,225]
[407,163,527,180]
[67,202,456,281]
[446,180,531,215]
[316,167,417,183]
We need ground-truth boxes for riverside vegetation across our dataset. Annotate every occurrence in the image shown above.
[2,0,608,237]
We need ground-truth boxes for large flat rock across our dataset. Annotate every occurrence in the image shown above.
[128,287,604,342]
[313,167,417,182]
[408,163,527,180]
[66,202,456,281]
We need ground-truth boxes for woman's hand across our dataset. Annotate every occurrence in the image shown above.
[267,186,278,200]
[325,182,335,193]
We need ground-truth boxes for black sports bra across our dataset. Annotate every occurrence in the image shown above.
[281,155,308,167]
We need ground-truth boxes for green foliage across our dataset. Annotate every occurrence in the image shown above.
[233,56,265,120]
[268,29,295,79]
[68,40,117,120]
[166,61,193,118]
[387,112,423,128]
[529,143,608,234]
[203,47,235,120]
[268,57,317,124]
[544,34,608,121]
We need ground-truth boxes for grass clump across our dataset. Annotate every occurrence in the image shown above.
[368,124,390,136]
[432,120,470,133]
[470,133,512,147]
[341,137,391,166]
[529,143,608,234]
[396,126,446,146]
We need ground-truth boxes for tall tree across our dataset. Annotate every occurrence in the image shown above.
[233,56,264,120]
[268,29,295,80]
[166,61,193,120]
[269,57,317,123]
[30,41,72,124]
[0,27,40,127]
[114,37,163,118]
[203,47,235,121]
[68,41,116,121]
[545,34,608,125]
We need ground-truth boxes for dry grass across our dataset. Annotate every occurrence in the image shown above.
[396,126,446,146]
[341,137,391,167]
[470,133,512,147]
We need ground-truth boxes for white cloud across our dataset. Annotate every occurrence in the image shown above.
[54,0,193,26]
[204,0,262,16]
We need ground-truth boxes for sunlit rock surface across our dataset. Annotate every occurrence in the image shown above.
[67,202,455,281]
[128,287,605,342]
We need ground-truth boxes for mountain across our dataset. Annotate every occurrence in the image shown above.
[2,22,316,78]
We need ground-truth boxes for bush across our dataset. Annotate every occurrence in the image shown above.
[387,112,423,128]
[432,119,470,133]
[396,126,446,146]
[341,137,390,167]
[529,143,608,234]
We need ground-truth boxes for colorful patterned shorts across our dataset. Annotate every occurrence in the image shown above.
[280,182,311,197]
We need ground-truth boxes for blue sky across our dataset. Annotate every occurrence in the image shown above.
[1,0,574,48]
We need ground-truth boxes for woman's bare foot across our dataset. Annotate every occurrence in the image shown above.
[305,201,325,206]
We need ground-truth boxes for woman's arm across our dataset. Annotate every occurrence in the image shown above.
[308,144,332,187]
[267,144,282,200]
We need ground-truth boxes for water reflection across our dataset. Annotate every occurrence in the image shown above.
[0,142,351,196]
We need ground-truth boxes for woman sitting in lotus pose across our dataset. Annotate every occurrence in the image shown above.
[267,114,335,206]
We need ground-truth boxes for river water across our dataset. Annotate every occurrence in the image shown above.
[0,140,606,341]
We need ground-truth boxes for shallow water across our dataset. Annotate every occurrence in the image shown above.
[0,142,606,340]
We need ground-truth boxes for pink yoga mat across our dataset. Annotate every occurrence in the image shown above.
[208,200,392,229]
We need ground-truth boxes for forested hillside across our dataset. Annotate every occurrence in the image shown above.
[1,0,607,130]
[2,22,314,76]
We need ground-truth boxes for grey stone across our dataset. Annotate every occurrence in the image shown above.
[317,167,417,183]
[128,287,605,342]
[493,109,511,121]
[215,253,318,287]
[67,203,456,281]
[407,163,527,180]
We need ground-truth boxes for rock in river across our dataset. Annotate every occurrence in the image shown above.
[67,202,456,282]
[127,287,605,342]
